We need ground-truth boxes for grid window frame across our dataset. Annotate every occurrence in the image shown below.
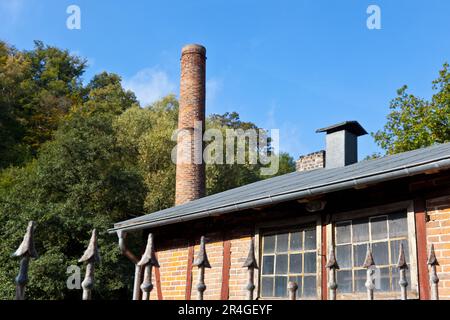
[328,201,420,300]
[260,226,318,299]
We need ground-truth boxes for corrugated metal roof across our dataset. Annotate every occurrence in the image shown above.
[110,142,450,233]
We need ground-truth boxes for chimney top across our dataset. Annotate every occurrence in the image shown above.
[316,121,367,169]
[181,44,206,56]
[316,121,367,136]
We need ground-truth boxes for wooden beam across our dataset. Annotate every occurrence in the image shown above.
[221,238,231,300]
[414,197,430,300]
[154,251,163,300]
[185,241,194,300]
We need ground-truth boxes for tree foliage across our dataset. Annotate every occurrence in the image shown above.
[373,63,450,154]
[0,41,86,168]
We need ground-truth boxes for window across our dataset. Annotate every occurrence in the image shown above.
[334,211,411,294]
[260,227,318,299]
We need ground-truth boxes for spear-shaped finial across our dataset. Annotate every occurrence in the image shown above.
[194,236,211,268]
[79,229,101,300]
[363,245,376,300]
[242,238,258,300]
[193,236,211,300]
[427,244,439,300]
[13,221,38,300]
[13,221,38,259]
[326,247,339,300]
[427,244,438,266]
[137,233,159,300]
[397,243,408,300]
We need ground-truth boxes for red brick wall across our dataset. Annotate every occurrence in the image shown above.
[175,44,206,205]
[150,239,189,300]
[426,195,450,299]
[229,231,254,300]
[148,229,253,300]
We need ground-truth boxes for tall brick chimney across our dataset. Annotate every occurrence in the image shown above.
[175,44,206,205]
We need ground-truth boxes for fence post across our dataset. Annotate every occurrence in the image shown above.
[137,233,159,300]
[13,221,38,300]
[117,230,143,300]
[325,247,339,300]
[427,244,439,300]
[288,282,298,300]
[363,245,376,300]
[193,236,211,300]
[242,238,258,300]
[79,229,101,300]
[397,243,408,300]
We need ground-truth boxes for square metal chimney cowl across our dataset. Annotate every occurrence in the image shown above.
[316,121,367,169]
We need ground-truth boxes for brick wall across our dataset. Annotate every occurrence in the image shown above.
[150,238,189,300]
[148,229,253,300]
[229,231,254,300]
[296,151,325,172]
[426,195,450,300]
[175,44,206,205]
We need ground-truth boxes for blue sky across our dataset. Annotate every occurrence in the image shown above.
[1,0,450,159]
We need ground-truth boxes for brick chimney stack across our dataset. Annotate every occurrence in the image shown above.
[175,44,206,205]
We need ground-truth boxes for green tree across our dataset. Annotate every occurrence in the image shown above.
[0,73,142,300]
[0,42,32,168]
[373,63,450,154]
[114,95,178,213]
[0,41,87,168]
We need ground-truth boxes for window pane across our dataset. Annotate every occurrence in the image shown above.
[355,269,367,292]
[371,216,388,240]
[262,256,274,275]
[274,276,288,297]
[263,235,275,254]
[289,254,302,274]
[390,240,410,265]
[352,218,369,242]
[304,229,316,250]
[290,232,302,251]
[336,244,352,269]
[261,277,273,297]
[276,233,289,252]
[303,276,317,297]
[389,212,408,238]
[337,270,352,293]
[372,241,389,265]
[275,254,288,274]
[289,276,302,298]
[353,244,367,268]
[304,252,316,274]
[374,267,390,292]
[336,222,351,244]
[331,213,412,295]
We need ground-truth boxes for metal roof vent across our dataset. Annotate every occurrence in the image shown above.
[316,121,367,169]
